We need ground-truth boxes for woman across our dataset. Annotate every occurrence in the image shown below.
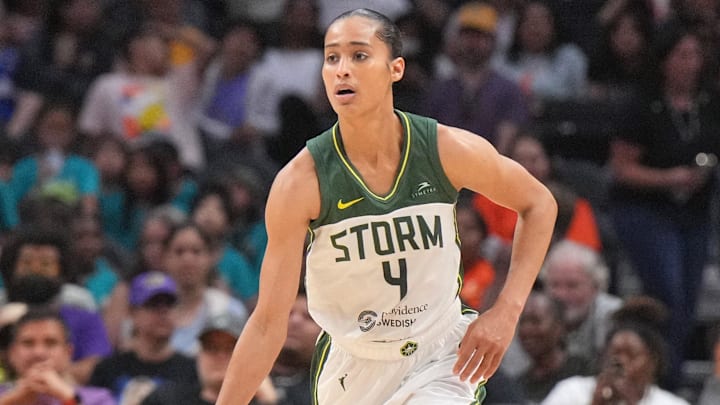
[163,222,248,357]
[608,25,720,386]
[587,2,654,102]
[541,297,689,404]
[495,0,587,101]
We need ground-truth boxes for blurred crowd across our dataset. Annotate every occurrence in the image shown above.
[0,0,720,404]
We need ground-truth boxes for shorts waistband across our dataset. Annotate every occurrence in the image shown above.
[334,299,464,361]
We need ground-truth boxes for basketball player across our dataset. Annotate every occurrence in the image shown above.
[218,8,557,405]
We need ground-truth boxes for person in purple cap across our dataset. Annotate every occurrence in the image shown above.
[89,271,196,405]
[0,308,115,405]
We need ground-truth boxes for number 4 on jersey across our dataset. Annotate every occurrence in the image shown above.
[383,259,407,299]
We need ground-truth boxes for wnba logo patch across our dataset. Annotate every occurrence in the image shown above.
[357,310,377,332]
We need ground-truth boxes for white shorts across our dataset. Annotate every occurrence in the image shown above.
[310,310,486,405]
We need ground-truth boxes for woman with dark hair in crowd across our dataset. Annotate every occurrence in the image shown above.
[587,1,655,102]
[608,23,720,387]
[496,0,588,101]
[99,144,171,250]
[542,296,689,404]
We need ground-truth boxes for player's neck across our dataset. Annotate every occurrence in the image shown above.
[337,106,401,148]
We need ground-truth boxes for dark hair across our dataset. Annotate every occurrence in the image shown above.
[645,21,709,90]
[11,308,70,344]
[587,3,654,86]
[122,145,171,206]
[606,296,670,381]
[0,225,73,288]
[164,222,214,251]
[163,222,217,286]
[507,0,562,63]
[455,200,488,239]
[192,181,234,224]
[330,8,403,58]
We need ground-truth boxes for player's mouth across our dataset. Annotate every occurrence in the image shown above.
[335,86,356,102]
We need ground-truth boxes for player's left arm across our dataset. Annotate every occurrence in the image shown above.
[437,124,557,384]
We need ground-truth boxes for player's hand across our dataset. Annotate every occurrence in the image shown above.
[453,303,517,384]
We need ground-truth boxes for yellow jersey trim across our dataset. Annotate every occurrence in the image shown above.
[331,111,412,202]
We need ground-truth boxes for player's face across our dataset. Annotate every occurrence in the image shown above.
[322,16,404,115]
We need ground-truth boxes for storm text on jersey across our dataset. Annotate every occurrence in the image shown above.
[330,214,444,262]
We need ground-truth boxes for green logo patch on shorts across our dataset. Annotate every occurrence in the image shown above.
[400,341,418,356]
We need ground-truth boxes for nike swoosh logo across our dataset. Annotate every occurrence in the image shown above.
[337,197,364,210]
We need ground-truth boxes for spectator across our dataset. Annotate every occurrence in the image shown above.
[496,0,588,101]
[191,181,259,308]
[225,167,269,275]
[473,133,603,254]
[0,9,23,126]
[102,206,186,350]
[145,139,198,214]
[0,309,115,405]
[608,24,720,386]
[198,19,263,153]
[0,225,111,384]
[100,144,172,250]
[423,2,529,154]
[587,1,654,103]
[6,0,114,139]
[0,137,19,233]
[485,0,525,63]
[142,311,275,405]
[270,289,320,405]
[77,25,208,170]
[518,289,590,402]
[244,0,324,164]
[9,101,100,216]
[662,0,720,81]
[68,213,121,308]
[540,240,622,372]
[90,271,196,405]
[541,296,689,404]
[456,201,499,312]
[163,223,248,356]
[86,134,128,196]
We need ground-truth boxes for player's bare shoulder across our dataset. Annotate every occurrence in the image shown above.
[267,148,321,221]
[436,123,497,190]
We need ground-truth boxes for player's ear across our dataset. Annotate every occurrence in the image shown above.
[390,57,405,83]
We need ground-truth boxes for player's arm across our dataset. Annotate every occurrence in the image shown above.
[217,149,320,405]
[437,124,557,383]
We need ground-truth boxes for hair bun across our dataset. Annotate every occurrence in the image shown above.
[612,295,669,331]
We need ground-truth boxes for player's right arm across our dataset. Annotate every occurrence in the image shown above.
[217,149,320,405]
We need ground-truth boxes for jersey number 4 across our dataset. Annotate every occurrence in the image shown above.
[383,258,408,300]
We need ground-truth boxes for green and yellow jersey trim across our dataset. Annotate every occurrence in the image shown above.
[331,111,412,202]
[310,332,332,405]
